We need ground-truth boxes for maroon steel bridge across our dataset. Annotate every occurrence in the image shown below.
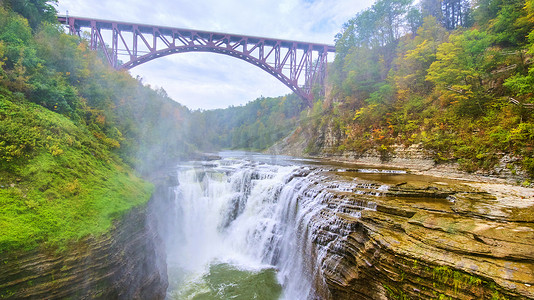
[58,16,335,106]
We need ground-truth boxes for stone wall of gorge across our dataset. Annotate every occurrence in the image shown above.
[308,172,534,299]
[0,199,167,299]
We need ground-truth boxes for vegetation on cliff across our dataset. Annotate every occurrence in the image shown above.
[302,0,534,179]
[0,2,190,252]
[189,93,306,151]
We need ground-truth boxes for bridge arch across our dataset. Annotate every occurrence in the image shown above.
[58,16,335,106]
[124,46,301,102]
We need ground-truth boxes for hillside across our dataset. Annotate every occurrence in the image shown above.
[284,0,534,182]
[0,2,190,252]
[188,93,306,151]
[2,0,534,253]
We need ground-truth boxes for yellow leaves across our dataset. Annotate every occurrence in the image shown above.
[63,179,82,196]
[353,108,365,121]
[5,50,31,93]
[393,17,448,98]
[525,0,534,23]
[405,39,431,62]
[421,130,427,138]
[426,30,494,115]
[92,131,121,149]
[353,104,377,121]
[49,144,63,156]
[64,135,74,146]
[76,42,87,52]
[44,136,64,156]
[510,123,534,141]
[0,143,22,161]
[396,87,410,100]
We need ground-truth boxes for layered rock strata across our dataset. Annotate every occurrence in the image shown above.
[308,170,534,299]
[0,200,167,299]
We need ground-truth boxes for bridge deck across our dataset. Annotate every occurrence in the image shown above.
[57,16,335,52]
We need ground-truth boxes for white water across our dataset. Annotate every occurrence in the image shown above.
[164,155,379,299]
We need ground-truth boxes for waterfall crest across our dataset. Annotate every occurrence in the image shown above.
[163,156,377,299]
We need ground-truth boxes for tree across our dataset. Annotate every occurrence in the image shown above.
[421,0,443,21]
[341,46,383,104]
[335,0,415,52]
[406,7,424,35]
[35,23,89,81]
[442,0,473,29]
[374,0,413,46]
[474,0,504,25]
[503,0,534,99]
[426,29,495,115]
[333,0,417,103]
[478,0,532,46]
[335,20,357,57]
[2,0,58,30]
[421,0,472,29]
[0,7,40,93]
[394,16,448,97]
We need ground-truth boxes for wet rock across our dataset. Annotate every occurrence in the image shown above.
[307,173,534,299]
[0,200,167,299]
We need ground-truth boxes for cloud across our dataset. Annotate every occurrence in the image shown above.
[130,53,291,109]
[57,0,374,109]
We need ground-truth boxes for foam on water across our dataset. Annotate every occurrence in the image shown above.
[164,156,378,299]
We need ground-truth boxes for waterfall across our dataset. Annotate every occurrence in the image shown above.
[163,155,378,299]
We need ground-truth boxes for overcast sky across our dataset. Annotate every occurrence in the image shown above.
[56,0,375,110]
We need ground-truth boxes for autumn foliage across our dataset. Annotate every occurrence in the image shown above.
[307,0,534,178]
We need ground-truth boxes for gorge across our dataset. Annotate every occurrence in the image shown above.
[154,152,533,299]
[2,0,534,298]
[1,149,532,299]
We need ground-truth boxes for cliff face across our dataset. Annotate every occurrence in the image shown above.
[309,171,534,299]
[0,199,167,299]
[268,112,531,183]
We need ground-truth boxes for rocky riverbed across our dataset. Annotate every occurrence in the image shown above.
[309,168,534,299]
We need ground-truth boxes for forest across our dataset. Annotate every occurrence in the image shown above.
[303,0,534,180]
[188,93,306,151]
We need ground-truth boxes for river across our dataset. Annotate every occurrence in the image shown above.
[158,151,403,300]
[153,151,534,300]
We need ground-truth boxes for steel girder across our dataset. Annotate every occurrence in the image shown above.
[58,16,335,106]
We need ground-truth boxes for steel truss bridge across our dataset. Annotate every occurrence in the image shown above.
[58,16,335,106]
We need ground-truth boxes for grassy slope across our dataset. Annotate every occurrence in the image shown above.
[0,94,153,252]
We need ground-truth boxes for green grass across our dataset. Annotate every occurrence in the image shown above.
[0,95,153,253]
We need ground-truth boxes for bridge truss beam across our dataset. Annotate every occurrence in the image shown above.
[58,16,335,106]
